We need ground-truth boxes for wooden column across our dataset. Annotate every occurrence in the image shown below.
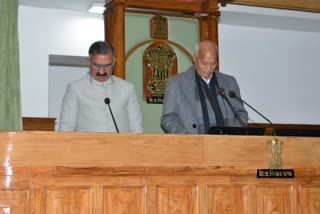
[105,0,126,79]
[113,2,126,79]
[104,8,114,44]
[207,15,219,47]
[104,0,221,79]
[198,17,207,41]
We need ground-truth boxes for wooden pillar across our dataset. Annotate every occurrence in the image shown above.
[104,0,126,79]
[104,8,114,44]
[198,17,207,42]
[113,2,126,79]
[207,15,219,47]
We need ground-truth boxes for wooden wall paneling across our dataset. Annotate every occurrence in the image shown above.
[1,131,320,213]
[255,186,293,213]
[125,0,204,13]
[301,186,320,214]
[104,186,146,213]
[156,185,199,214]
[45,188,91,214]
[0,191,29,213]
[91,186,104,214]
[31,188,45,214]
[22,117,56,131]
[208,185,246,213]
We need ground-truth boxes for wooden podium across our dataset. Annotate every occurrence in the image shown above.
[0,131,319,213]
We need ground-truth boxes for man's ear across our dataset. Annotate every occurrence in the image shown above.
[192,55,196,64]
[86,57,91,65]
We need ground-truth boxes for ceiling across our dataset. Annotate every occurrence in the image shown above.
[18,0,105,12]
[18,0,320,33]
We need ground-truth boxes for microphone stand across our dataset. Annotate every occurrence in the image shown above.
[106,104,119,133]
[229,91,276,136]
[218,88,248,135]
[104,98,119,133]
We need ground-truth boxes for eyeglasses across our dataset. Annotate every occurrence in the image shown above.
[91,62,114,71]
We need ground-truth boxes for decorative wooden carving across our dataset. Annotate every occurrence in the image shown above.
[143,42,177,103]
[105,0,220,79]
[150,15,168,39]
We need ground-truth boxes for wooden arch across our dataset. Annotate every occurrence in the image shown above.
[104,0,220,79]
[125,39,193,62]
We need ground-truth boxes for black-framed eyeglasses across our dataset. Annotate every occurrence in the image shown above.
[91,62,114,71]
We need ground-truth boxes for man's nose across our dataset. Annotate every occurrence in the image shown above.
[98,66,106,73]
[209,63,216,70]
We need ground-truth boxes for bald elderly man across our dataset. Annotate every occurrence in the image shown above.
[161,40,248,134]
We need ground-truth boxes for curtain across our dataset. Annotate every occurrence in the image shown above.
[0,0,21,130]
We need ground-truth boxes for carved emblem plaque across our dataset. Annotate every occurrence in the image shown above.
[257,138,294,178]
[143,42,177,104]
[150,15,168,39]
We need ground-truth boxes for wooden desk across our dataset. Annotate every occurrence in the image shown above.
[0,131,319,213]
[22,117,56,131]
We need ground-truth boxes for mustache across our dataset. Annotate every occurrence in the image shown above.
[96,72,108,76]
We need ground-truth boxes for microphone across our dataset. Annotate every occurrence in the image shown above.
[104,97,119,133]
[228,91,275,135]
[218,88,247,132]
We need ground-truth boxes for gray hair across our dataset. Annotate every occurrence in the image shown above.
[194,40,219,57]
[88,41,116,57]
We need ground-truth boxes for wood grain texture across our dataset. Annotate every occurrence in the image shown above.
[0,131,320,213]
[22,117,56,131]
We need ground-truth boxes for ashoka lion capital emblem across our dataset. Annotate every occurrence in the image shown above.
[143,43,177,103]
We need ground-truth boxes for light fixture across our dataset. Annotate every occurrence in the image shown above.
[88,2,105,14]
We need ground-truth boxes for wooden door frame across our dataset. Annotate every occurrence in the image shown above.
[104,0,220,79]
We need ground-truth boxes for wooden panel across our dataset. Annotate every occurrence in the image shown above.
[22,117,56,131]
[208,186,246,213]
[104,186,145,213]
[0,131,320,213]
[302,186,320,214]
[256,186,293,214]
[45,188,90,214]
[124,0,207,13]
[157,186,199,214]
[0,191,29,214]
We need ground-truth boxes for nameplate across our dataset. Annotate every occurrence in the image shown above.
[257,169,294,178]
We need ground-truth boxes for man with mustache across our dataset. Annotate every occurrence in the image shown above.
[59,41,143,132]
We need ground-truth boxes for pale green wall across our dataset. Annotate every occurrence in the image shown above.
[125,13,199,133]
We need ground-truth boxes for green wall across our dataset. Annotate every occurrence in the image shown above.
[125,13,199,133]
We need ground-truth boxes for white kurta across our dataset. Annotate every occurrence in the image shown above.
[59,73,143,133]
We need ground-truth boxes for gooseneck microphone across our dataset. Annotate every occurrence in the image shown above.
[104,97,119,133]
[228,91,275,135]
[229,91,273,125]
[218,88,247,130]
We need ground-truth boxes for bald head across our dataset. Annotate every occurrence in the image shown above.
[193,40,219,80]
[194,40,218,58]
